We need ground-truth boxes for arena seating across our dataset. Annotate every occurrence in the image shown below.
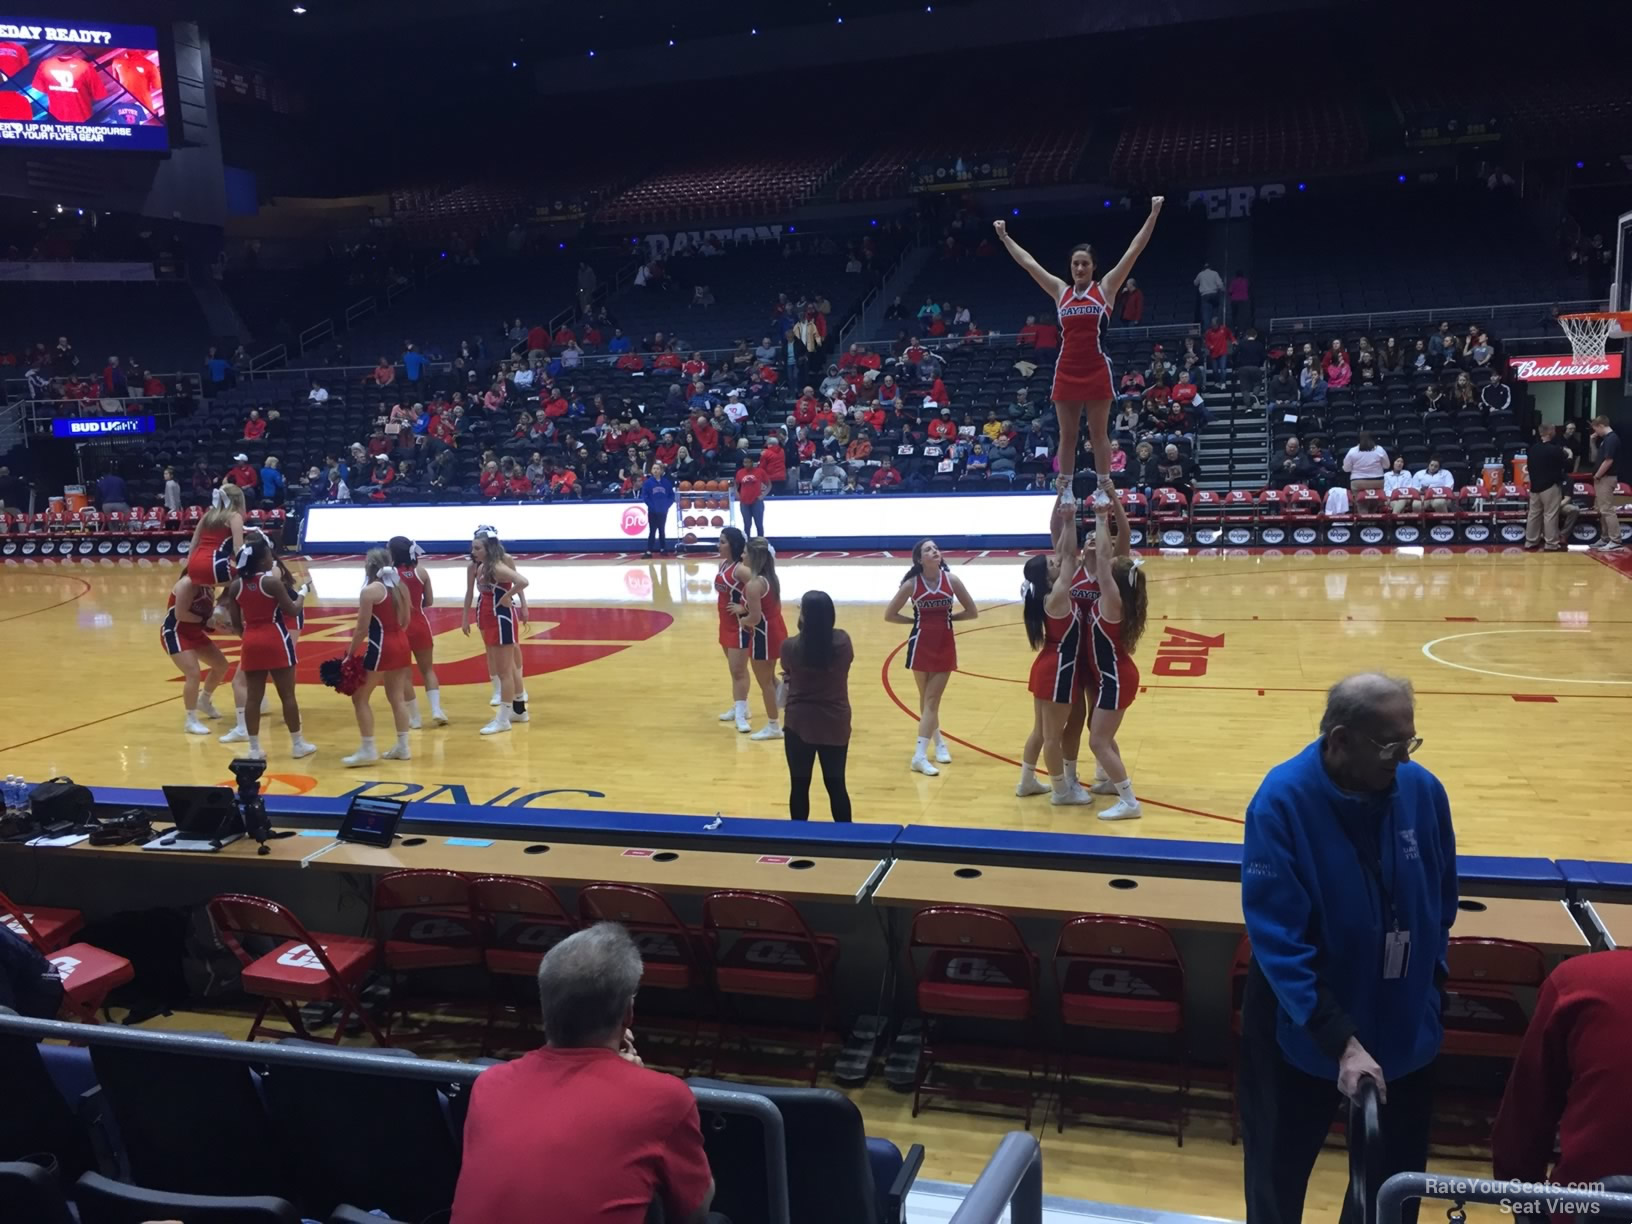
[597,152,846,225]
[1110,95,1368,184]
[835,129,1089,202]
[6,282,213,377]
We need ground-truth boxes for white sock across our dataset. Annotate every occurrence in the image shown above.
[915,736,929,759]
[1019,762,1037,785]
[1051,776,1072,797]
[518,689,529,703]
[358,736,376,755]
[496,706,511,726]
[428,688,444,716]
[185,707,198,720]
[734,699,749,719]
[233,708,247,733]
[247,735,261,754]
[408,696,421,721]
[934,730,947,746]
[1063,758,1078,787]
[766,718,780,731]
[1093,763,1109,782]
[396,732,410,752]
[490,675,503,699]
[1115,779,1136,804]
[289,726,305,748]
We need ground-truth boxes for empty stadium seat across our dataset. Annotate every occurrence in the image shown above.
[470,874,576,1051]
[370,869,486,1037]
[74,1172,302,1224]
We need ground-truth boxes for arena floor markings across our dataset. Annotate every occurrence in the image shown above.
[1,550,1628,858]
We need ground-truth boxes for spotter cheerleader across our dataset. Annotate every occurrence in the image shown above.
[342,547,415,766]
[714,526,753,733]
[729,536,788,740]
[1015,498,1091,804]
[883,539,977,776]
[219,536,314,761]
[1084,499,1148,821]
[389,535,447,727]
[162,573,229,735]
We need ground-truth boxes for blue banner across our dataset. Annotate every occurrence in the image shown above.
[52,415,155,438]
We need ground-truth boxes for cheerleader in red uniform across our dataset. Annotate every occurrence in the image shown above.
[162,573,230,735]
[884,538,978,776]
[390,535,446,727]
[220,535,314,762]
[1085,500,1148,821]
[994,199,1163,504]
[218,528,292,745]
[1058,493,1133,798]
[186,483,247,587]
[713,526,752,733]
[342,547,414,767]
[1015,499,1093,804]
[462,526,530,736]
[729,536,788,740]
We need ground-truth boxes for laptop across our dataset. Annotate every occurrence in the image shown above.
[143,785,243,852]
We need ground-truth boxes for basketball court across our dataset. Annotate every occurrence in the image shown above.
[3,547,1628,859]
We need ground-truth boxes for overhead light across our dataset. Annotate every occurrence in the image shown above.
[291,5,306,12]
[587,49,595,57]
[667,38,674,46]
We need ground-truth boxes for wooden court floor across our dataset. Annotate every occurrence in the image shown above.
[2,548,1630,858]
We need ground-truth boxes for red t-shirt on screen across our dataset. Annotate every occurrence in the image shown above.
[109,50,162,113]
[33,55,108,123]
[451,1048,712,1224]
[0,91,33,120]
[0,41,28,81]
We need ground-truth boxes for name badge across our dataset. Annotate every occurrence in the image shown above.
[1383,929,1411,980]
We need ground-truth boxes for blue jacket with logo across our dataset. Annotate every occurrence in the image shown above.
[1241,739,1458,1080]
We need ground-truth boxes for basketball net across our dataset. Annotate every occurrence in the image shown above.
[1558,311,1632,362]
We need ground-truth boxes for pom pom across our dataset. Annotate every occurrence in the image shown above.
[319,654,366,695]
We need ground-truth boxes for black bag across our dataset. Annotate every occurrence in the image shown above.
[27,776,94,830]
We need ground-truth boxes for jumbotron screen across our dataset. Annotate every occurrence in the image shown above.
[0,17,167,150]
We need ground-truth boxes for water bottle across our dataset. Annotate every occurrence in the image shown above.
[3,776,18,820]
[12,776,28,820]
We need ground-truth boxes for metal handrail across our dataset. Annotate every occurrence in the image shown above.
[947,1131,1043,1224]
[0,1013,793,1224]
[1269,299,1605,335]
[1378,1172,1632,1224]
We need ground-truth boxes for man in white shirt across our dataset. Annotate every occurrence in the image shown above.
[1412,458,1456,512]
[721,390,749,432]
[1194,263,1225,324]
[308,380,329,404]
[512,364,536,390]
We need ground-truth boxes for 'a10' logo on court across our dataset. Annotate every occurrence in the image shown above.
[1153,627,1224,677]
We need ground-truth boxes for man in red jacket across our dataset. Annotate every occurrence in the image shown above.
[759,435,788,491]
[1491,950,1632,1215]
[689,413,719,462]
[927,406,956,442]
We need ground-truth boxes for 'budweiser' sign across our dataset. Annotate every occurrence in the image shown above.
[1508,354,1623,381]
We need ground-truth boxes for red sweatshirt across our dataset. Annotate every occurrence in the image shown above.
[1491,950,1632,1218]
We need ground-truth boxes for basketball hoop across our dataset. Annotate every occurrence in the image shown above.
[1558,311,1632,361]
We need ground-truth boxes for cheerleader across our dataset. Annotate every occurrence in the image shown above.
[1015,499,1091,804]
[389,535,447,727]
[729,536,787,740]
[341,547,414,767]
[186,483,247,587]
[1059,494,1133,797]
[713,526,752,733]
[462,526,530,736]
[162,573,229,735]
[1086,500,1148,821]
[218,531,294,745]
[884,539,977,776]
[219,536,315,761]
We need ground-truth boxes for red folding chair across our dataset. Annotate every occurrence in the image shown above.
[578,882,708,1071]
[0,886,85,951]
[1433,936,1546,1145]
[370,869,485,1037]
[907,905,1040,1128]
[471,875,575,1052]
[208,893,387,1046]
[1053,914,1189,1144]
[703,889,838,1086]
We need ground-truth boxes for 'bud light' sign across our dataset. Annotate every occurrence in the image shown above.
[52,415,156,438]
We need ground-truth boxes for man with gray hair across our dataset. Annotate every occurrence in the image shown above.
[1238,674,1458,1224]
[451,923,719,1224]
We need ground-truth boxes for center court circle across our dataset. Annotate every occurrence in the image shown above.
[1419,629,1632,686]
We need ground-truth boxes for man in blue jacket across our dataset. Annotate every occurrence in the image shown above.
[640,462,676,558]
[1240,673,1457,1224]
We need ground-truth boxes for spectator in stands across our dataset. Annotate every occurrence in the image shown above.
[759,433,789,492]
[370,356,395,387]
[1202,319,1235,378]
[819,365,847,400]
[1239,674,1453,1224]
[1383,456,1414,513]
[1343,432,1388,493]
[1158,444,1195,500]
[203,345,231,392]
[308,379,329,405]
[917,296,940,322]
[607,329,630,356]
[1269,439,1305,490]
[988,432,1019,480]
[1146,344,1175,383]
[925,407,955,442]
[1427,322,1453,361]
[1408,458,1452,512]
[1116,277,1144,326]
[156,466,180,514]
[690,412,720,466]
[1267,366,1299,408]
[1228,270,1251,328]
[451,923,719,1224]
[1113,402,1141,443]
[1236,327,1267,371]
[1468,333,1495,370]
[1450,373,1477,411]
[93,467,131,514]
[1478,370,1511,414]
[980,411,1004,444]
[1299,358,1327,406]
[1194,262,1224,324]
[1302,441,1337,495]
[1354,351,1379,388]
[479,461,504,499]
[398,341,427,383]
[238,409,264,442]
[1324,348,1351,389]
[1378,337,1404,375]
[101,355,127,398]
[1128,440,1161,496]
[259,457,285,507]
[1589,416,1623,552]
[1491,950,1632,1201]
[1017,315,1045,348]
[226,453,258,491]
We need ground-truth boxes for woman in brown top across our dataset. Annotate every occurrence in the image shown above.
[777,589,853,822]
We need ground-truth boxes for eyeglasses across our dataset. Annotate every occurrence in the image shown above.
[1366,734,1424,760]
